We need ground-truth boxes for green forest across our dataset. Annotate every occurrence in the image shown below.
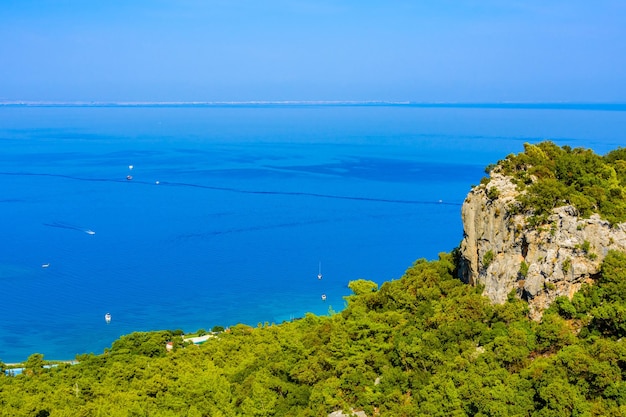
[489,141,626,225]
[2,143,626,416]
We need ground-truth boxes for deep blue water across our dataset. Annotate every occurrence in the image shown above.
[1,104,625,363]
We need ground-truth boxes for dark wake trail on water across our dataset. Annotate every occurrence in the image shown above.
[42,221,90,233]
[0,171,463,207]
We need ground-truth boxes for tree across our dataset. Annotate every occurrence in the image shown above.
[599,250,626,303]
[24,353,45,376]
[348,279,379,296]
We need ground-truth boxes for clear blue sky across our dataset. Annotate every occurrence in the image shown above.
[1,0,624,102]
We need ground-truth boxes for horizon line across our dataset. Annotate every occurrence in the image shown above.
[1,100,625,110]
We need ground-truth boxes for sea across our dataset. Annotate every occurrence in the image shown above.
[1,103,625,363]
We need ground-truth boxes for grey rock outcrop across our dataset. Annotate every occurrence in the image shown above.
[328,410,367,417]
[458,172,626,320]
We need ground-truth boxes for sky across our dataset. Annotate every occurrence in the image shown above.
[1,0,625,103]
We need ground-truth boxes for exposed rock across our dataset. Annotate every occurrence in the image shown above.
[328,410,367,417]
[459,172,626,320]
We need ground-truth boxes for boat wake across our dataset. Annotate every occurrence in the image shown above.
[43,221,95,235]
[3,171,462,206]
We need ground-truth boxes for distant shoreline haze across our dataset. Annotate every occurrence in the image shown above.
[1,101,626,111]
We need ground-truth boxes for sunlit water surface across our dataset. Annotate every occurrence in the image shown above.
[0,104,624,362]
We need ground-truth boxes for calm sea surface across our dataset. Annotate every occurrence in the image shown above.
[1,104,624,362]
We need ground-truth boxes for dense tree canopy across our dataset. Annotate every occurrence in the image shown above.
[493,141,626,225]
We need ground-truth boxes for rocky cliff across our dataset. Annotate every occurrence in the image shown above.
[458,172,626,320]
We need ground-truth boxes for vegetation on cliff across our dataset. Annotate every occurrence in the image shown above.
[2,250,626,416]
[488,141,626,225]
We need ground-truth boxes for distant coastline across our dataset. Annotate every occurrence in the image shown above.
[1,101,626,111]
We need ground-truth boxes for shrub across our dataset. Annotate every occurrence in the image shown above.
[487,187,500,200]
[553,296,577,319]
[581,240,591,253]
[562,257,571,274]
[519,261,529,278]
[482,250,495,268]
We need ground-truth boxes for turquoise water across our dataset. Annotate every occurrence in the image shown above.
[1,104,624,363]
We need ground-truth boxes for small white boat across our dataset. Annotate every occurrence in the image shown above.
[321,294,327,301]
[85,230,96,235]
[126,175,133,180]
[41,263,50,268]
[317,262,322,280]
[105,313,111,324]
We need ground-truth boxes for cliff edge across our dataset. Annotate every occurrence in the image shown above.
[459,170,626,320]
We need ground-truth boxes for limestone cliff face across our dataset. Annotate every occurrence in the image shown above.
[458,172,626,319]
